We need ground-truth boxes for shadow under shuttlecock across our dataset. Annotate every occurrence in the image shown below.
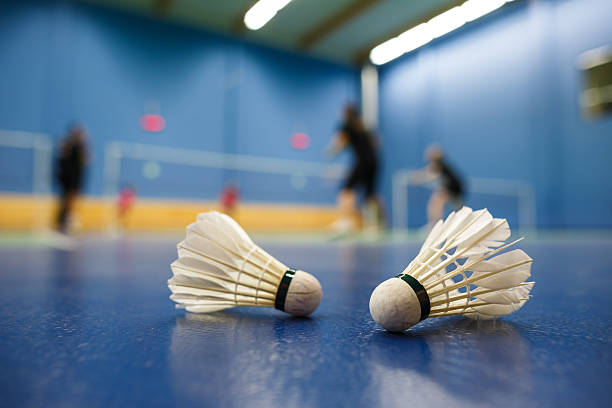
[176,308,317,326]
[365,317,535,406]
[170,308,323,407]
[173,309,323,348]
[369,316,526,340]
[407,316,527,337]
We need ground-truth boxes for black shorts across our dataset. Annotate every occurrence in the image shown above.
[443,184,463,209]
[344,160,378,198]
[444,181,463,200]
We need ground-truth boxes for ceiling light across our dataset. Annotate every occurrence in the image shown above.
[370,0,515,65]
[427,6,466,39]
[398,23,434,53]
[244,0,292,31]
[370,23,433,65]
[461,0,506,22]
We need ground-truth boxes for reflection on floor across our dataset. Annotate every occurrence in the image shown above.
[0,236,610,407]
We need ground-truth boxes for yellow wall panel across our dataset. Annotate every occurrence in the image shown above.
[0,194,339,232]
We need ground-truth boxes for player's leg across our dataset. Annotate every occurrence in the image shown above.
[427,189,448,225]
[363,163,381,232]
[332,166,361,232]
[449,192,464,211]
[56,187,70,232]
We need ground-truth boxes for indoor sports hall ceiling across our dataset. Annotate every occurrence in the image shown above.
[77,0,462,65]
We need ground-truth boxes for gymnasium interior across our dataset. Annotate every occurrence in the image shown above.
[1,0,611,407]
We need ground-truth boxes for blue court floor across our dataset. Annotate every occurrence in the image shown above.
[0,235,611,407]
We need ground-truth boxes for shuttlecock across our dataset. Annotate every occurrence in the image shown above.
[168,211,322,316]
[369,207,534,331]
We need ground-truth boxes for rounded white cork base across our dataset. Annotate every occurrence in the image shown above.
[369,277,423,332]
[283,270,322,317]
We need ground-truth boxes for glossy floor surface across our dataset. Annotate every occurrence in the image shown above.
[0,236,611,407]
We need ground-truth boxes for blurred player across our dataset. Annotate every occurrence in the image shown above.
[328,104,381,233]
[410,145,464,227]
[220,182,239,218]
[117,185,137,230]
[54,124,89,233]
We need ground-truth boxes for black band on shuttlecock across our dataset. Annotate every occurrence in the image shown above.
[275,269,296,311]
[396,274,431,321]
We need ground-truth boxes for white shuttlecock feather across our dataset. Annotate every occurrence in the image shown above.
[168,211,322,316]
[369,207,534,331]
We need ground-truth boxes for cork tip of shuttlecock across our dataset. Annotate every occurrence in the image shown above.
[284,270,322,317]
[369,277,422,332]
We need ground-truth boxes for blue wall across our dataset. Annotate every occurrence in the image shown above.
[3,0,611,228]
[0,0,358,204]
[378,0,612,229]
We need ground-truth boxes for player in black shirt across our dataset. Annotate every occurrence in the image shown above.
[55,124,89,233]
[328,105,381,232]
[410,145,464,227]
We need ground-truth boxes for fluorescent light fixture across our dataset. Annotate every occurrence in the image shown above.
[397,23,433,52]
[244,0,292,31]
[427,6,466,39]
[370,0,515,65]
[370,23,433,65]
[370,38,405,66]
[461,0,505,22]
